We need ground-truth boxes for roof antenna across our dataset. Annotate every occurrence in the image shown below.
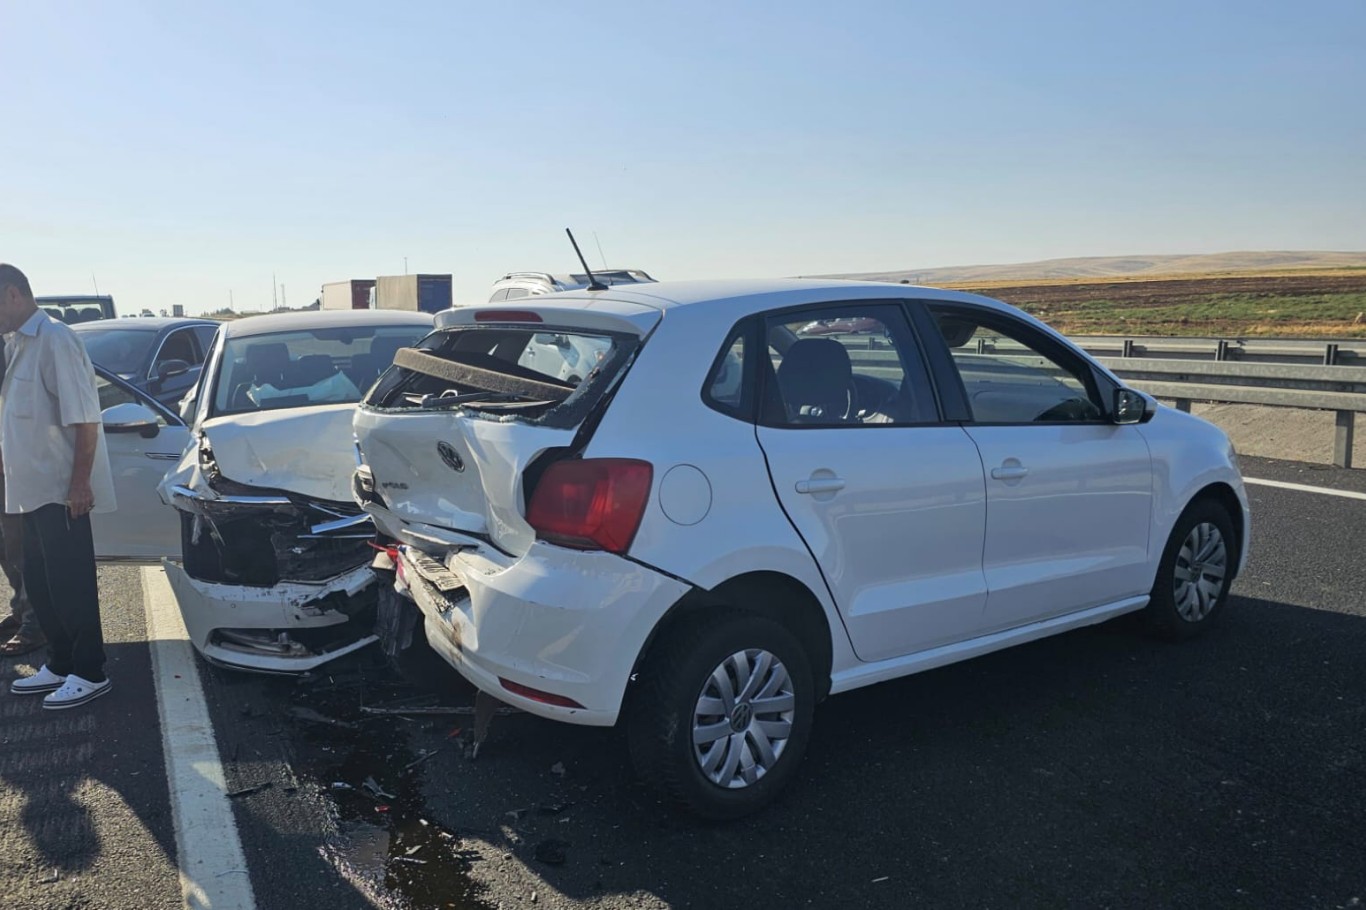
[566,228,607,291]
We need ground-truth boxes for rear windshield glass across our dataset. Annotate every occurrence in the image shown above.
[212,325,430,416]
[364,325,636,428]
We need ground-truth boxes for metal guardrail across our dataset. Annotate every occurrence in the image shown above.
[1097,359,1364,468]
[833,335,1365,468]
[1070,334,1366,366]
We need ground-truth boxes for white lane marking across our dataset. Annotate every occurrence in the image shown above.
[142,566,258,910]
[1244,477,1366,501]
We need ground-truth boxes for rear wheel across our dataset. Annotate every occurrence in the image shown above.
[1147,500,1236,640]
[627,613,814,820]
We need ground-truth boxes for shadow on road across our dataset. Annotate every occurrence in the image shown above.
[378,595,1365,909]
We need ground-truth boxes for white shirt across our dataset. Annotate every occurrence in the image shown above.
[0,309,117,514]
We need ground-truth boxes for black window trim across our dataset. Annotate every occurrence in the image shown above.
[699,317,761,422]
[917,300,1122,427]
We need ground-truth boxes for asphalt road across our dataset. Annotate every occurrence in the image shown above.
[2,453,1364,910]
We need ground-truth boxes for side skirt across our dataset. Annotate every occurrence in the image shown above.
[829,596,1149,695]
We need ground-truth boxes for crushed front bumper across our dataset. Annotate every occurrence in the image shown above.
[162,559,378,674]
[166,480,375,587]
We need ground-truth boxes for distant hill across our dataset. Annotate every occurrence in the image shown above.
[816,251,1366,286]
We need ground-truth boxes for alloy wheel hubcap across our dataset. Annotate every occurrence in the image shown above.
[1173,521,1228,622]
[691,648,796,789]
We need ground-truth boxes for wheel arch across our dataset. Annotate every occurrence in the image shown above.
[626,570,835,710]
[1185,481,1246,580]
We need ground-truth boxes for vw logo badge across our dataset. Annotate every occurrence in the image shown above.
[437,441,465,473]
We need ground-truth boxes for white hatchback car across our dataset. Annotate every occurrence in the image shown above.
[353,279,1250,818]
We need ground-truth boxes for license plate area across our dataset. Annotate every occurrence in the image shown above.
[404,549,466,595]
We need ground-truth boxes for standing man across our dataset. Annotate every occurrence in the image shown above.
[0,340,45,656]
[0,264,117,708]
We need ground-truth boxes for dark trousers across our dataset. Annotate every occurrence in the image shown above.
[1,474,41,638]
[22,503,105,682]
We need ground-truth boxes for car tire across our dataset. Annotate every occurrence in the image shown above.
[1146,498,1236,641]
[627,612,814,820]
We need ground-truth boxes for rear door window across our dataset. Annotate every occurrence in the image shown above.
[760,304,939,427]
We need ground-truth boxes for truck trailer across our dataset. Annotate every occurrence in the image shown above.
[321,279,377,311]
[373,274,452,314]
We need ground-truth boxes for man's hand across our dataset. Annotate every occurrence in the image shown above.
[67,478,95,517]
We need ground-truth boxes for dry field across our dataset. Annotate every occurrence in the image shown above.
[948,270,1366,337]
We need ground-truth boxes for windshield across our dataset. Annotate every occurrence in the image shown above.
[212,324,430,417]
[76,328,158,374]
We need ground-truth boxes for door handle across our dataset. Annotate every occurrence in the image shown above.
[145,452,181,461]
[990,464,1029,481]
[795,477,846,495]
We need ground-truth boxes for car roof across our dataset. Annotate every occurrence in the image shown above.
[220,309,434,340]
[71,316,217,332]
[522,278,1010,316]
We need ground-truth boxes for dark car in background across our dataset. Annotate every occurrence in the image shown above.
[73,316,220,410]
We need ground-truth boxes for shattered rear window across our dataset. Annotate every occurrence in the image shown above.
[364,325,638,428]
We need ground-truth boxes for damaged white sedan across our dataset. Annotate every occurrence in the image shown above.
[159,309,433,673]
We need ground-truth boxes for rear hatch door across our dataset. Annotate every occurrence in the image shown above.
[354,300,660,556]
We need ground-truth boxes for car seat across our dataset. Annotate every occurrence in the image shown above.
[776,338,855,424]
[228,341,291,409]
[283,354,336,388]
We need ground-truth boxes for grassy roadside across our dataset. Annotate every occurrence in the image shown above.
[946,270,1366,337]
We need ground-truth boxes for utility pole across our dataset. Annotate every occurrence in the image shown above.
[272,273,278,310]
[281,284,287,309]
[404,257,409,275]
[229,289,234,311]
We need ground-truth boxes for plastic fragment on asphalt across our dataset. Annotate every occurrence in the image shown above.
[285,705,358,730]
[872,876,890,883]
[226,781,273,799]
[362,776,396,800]
[550,762,566,777]
[403,747,442,773]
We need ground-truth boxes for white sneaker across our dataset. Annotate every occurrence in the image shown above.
[9,665,66,696]
[42,674,111,710]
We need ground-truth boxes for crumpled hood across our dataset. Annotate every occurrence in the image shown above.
[201,403,360,502]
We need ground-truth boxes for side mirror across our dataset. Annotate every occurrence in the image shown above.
[102,402,161,438]
[153,359,191,382]
[1113,388,1146,425]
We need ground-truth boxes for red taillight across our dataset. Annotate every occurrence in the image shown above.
[474,310,543,323]
[526,458,653,554]
[499,677,585,709]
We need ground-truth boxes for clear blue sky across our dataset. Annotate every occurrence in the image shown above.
[4,0,1364,314]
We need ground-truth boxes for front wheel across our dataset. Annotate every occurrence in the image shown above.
[1147,500,1236,640]
[627,613,815,820]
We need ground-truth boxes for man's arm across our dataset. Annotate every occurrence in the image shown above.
[67,423,98,517]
